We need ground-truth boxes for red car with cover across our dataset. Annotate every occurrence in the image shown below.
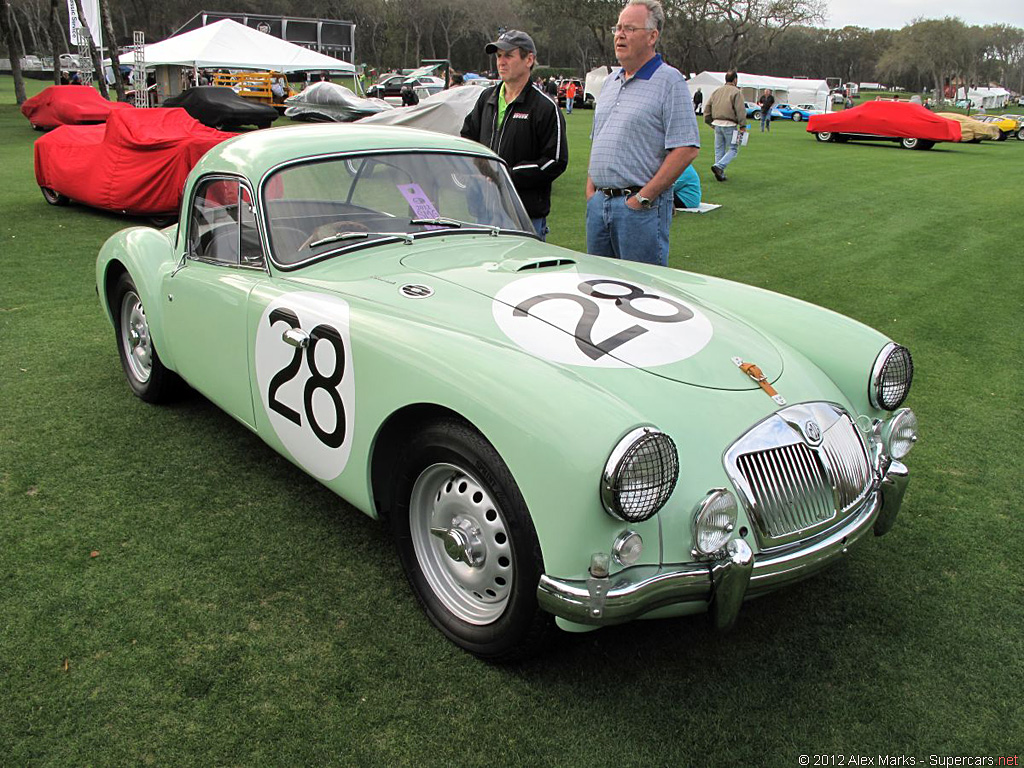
[34,108,236,218]
[20,85,133,130]
[807,101,961,150]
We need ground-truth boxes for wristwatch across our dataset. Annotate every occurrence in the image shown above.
[633,192,652,209]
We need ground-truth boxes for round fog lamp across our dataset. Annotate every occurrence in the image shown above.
[612,531,644,566]
[883,408,918,460]
[693,490,738,556]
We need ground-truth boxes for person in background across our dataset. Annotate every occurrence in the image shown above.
[585,0,700,266]
[461,30,568,241]
[693,87,702,114]
[757,88,775,132]
[400,85,419,106]
[672,164,701,210]
[565,80,577,114]
[703,69,745,182]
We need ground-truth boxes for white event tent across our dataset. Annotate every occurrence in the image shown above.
[957,86,1010,110]
[687,71,832,112]
[117,19,355,74]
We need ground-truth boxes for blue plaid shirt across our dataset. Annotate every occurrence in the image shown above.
[588,54,699,193]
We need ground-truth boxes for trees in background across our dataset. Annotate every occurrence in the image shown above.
[1,0,1022,95]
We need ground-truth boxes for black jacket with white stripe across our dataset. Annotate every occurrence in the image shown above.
[460,82,567,219]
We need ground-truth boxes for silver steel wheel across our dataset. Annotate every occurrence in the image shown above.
[409,462,513,625]
[793,112,802,121]
[816,131,832,142]
[120,290,153,384]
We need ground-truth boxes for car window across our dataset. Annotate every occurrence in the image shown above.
[189,178,264,268]
[263,152,535,266]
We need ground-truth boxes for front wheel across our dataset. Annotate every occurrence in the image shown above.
[113,273,180,403]
[392,419,551,661]
[815,131,833,142]
[752,109,762,120]
[901,137,920,149]
[41,187,69,206]
[1016,127,1024,141]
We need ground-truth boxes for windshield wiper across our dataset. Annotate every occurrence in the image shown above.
[309,230,415,249]
[411,217,502,236]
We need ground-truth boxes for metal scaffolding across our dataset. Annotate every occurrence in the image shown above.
[132,31,147,108]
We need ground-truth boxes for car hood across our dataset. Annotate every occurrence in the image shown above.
[394,236,784,391]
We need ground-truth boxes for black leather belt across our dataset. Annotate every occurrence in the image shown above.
[597,187,638,197]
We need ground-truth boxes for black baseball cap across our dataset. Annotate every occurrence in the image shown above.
[485,30,536,55]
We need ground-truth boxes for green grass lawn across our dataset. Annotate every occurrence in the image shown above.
[1,77,1022,765]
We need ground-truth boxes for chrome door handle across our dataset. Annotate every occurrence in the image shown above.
[282,328,309,349]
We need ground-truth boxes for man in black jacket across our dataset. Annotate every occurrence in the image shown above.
[460,30,567,240]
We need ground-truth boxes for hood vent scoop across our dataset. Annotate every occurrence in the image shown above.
[516,258,577,272]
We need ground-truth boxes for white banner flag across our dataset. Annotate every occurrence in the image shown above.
[67,0,102,48]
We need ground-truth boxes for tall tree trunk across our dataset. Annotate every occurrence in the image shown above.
[99,0,125,100]
[0,0,27,103]
[70,0,109,98]
[50,0,61,84]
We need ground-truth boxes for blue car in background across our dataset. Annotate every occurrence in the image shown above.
[771,103,825,122]
[744,101,765,120]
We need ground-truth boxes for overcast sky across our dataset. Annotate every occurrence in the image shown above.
[821,0,1024,30]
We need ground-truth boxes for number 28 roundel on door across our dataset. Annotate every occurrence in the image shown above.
[255,292,355,481]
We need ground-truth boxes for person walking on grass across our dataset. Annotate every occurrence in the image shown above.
[704,69,746,181]
[757,88,775,132]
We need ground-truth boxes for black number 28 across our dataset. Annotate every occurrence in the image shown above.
[513,279,693,360]
[267,308,347,448]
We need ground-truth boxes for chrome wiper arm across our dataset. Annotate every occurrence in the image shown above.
[410,217,462,228]
[309,231,370,248]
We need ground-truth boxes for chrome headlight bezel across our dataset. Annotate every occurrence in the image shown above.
[692,489,738,557]
[870,342,914,411]
[881,407,918,460]
[600,427,679,523]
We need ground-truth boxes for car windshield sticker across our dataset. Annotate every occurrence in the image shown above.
[255,292,354,481]
[398,183,443,228]
[493,274,713,368]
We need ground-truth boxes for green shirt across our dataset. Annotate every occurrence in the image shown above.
[497,84,510,131]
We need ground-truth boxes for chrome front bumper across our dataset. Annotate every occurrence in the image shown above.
[536,460,909,629]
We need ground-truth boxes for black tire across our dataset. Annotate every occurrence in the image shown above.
[391,418,552,661]
[996,131,1007,141]
[752,109,762,120]
[41,187,69,206]
[815,131,833,142]
[148,214,176,228]
[113,273,180,403]
[916,140,935,150]
[901,137,920,150]
[1016,127,1024,141]
[835,134,849,143]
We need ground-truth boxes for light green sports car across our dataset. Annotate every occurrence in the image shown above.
[96,124,918,660]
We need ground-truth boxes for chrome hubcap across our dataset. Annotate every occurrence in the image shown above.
[120,291,152,383]
[410,463,513,625]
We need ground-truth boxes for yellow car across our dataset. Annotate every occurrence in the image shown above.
[936,112,1001,142]
[973,114,1019,140]
[999,115,1024,141]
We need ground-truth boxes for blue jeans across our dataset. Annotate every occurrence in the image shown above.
[531,217,548,240]
[585,192,671,267]
[760,112,771,131]
[566,97,573,114]
[713,125,740,170]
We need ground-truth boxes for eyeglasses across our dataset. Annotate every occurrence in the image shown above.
[610,24,654,34]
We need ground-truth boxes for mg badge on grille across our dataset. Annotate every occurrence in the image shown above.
[804,419,822,445]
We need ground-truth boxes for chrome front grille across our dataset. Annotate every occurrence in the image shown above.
[724,403,874,547]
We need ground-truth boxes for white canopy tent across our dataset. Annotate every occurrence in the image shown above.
[115,19,355,74]
[957,86,1010,110]
[687,71,832,112]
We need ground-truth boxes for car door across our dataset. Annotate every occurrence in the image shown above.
[162,177,267,429]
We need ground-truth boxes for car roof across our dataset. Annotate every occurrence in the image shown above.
[190,123,495,182]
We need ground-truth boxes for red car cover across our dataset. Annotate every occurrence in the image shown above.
[20,85,134,130]
[34,108,237,216]
[807,101,961,142]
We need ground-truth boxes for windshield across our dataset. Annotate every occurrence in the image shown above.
[263,152,534,266]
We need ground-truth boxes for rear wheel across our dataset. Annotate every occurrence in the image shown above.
[41,187,69,206]
[392,418,551,661]
[752,109,762,120]
[792,112,803,122]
